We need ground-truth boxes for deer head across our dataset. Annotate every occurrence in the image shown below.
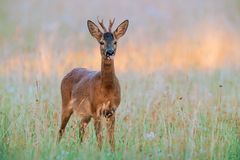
[87,18,129,60]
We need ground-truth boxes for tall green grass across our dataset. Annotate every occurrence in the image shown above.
[0,70,239,160]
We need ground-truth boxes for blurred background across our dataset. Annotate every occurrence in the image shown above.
[0,0,240,79]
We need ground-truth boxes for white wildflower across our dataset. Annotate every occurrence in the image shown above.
[144,131,155,141]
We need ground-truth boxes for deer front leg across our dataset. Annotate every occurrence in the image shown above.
[79,116,91,143]
[106,114,115,151]
[94,117,102,149]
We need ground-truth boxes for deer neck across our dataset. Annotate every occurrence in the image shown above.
[101,57,116,89]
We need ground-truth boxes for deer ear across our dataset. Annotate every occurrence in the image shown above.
[87,20,102,41]
[114,20,129,40]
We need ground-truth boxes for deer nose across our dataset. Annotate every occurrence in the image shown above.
[106,49,115,56]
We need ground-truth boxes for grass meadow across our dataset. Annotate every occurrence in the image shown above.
[1,0,240,159]
[0,69,240,160]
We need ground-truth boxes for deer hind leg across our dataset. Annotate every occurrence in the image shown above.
[79,116,91,143]
[58,106,73,142]
[106,114,115,151]
[94,117,102,150]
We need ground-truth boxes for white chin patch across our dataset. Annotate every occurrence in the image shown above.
[107,56,114,60]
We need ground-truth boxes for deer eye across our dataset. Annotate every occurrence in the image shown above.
[114,41,117,45]
[100,41,104,45]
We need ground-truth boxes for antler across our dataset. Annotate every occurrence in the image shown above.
[97,17,107,32]
[108,18,115,32]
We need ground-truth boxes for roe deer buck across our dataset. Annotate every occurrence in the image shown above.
[58,18,129,151]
